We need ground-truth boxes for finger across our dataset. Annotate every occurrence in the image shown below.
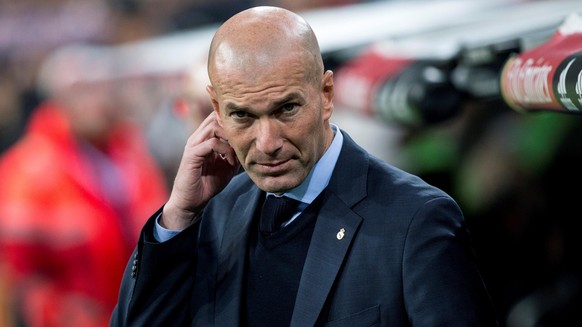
[196,111,218,130]
[187,117,223,147]
[190,113,231,146]
[185,112,237,166]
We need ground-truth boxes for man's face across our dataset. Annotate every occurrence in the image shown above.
[62,81,119,143]
[210,54,334,194]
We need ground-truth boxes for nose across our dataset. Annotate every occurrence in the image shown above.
[255,117,283,155]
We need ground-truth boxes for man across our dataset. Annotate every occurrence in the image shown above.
[111,6,497,326]
[0,44,168,327]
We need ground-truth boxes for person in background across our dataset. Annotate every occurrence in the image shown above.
[147,54,215,187]
[111,6,497,326]
[0,43,168,327]
[174,55,216,134]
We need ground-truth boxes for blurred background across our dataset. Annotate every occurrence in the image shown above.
[1,0,582,326]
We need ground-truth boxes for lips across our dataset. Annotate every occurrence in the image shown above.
[259,160,287,167]
[254,159,291,175]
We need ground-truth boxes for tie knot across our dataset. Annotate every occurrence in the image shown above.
[259,195,301,235]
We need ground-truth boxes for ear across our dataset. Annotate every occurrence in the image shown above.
[206,85,223,126]
[321,70,334,120]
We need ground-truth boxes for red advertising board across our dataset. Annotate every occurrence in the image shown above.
[500,13,582,113]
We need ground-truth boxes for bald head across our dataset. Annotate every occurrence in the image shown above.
[208,6,323,87]
[204,6,335,194]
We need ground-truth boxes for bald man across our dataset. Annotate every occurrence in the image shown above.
[111,6,497,327]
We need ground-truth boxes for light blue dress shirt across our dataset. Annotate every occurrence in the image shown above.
[154,124,343,242]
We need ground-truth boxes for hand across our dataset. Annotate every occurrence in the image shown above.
[162,112,240,230]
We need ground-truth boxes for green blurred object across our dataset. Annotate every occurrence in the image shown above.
[396,130,459,175]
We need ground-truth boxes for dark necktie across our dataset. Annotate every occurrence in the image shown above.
[259,195,301,234]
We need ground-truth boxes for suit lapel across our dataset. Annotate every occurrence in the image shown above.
[290,193,362,327]
[290,131,369,327]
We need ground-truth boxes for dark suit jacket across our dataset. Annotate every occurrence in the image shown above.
[111,131,498,326]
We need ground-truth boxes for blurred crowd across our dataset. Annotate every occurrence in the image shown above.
[0,0,581,326]
[0,0,367,326]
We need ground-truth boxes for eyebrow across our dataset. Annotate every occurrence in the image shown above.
[273,93,302,108]
[224,92,303,112]
[225,102,245,111]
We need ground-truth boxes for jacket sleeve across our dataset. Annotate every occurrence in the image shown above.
[110,207,202,327]
[402,196,499,326]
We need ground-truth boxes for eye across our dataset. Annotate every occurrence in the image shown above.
[231,111,248,119]
[281,103,297,113]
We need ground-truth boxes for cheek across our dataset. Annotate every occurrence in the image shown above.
[293,115,321,144]
[220,120,239,141]
[223,126,250,157]
[299,119,327,161]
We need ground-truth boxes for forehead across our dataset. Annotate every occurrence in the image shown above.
[213,53,314,105]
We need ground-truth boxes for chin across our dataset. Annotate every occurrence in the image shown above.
[252,174,302,194]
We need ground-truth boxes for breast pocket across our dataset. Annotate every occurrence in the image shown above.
[322,305,380,327]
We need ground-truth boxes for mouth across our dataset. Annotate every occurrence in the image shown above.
[254,159,292,175]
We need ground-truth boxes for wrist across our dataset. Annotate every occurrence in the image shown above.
[160,203,201,230]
